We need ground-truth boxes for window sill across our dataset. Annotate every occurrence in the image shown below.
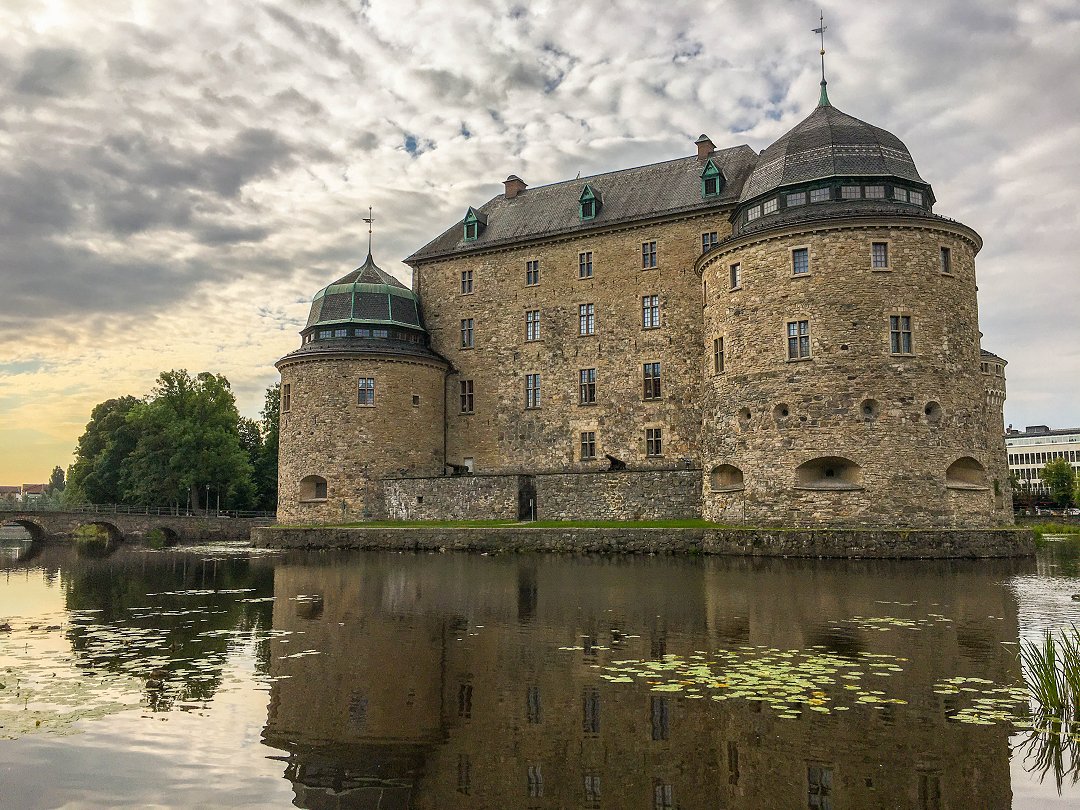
[790,272,812,279]
[871,268,892,273]
[524,406,541,411]
[460,291,474,296]
[729,285,742,292]
[299,498,329,504]
[646,455,665,459]
[641,327,661,332]
[946,482,990,491]
[712,485,745,493]
[357,404,375,408]
[459,346,474,351]
[793,483,864,492]
[578,333,596,338]
[578,401,597,407]
[890,353,915,358]
[643,398,664,403]
[460,411,474,416]
[940,272,955,278]
[786,357,813,363]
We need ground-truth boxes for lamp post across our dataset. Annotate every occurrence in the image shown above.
[205,484,210,516]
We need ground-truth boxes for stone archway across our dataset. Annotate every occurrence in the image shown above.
[147,525,180,548]
[5,519,47,543]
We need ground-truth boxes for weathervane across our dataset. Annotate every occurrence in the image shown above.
[812,11,831,106]
[362,206,374,256]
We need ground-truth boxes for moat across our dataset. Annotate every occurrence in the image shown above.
[3,529,1080,808]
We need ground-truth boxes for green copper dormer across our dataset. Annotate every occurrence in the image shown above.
[701,159,724,198]
[579,184,601,221]
[463,207,487,242]
[303,253,425,336]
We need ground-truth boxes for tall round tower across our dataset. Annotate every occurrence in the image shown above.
[276,254,448,523]
[698,88,1011,528]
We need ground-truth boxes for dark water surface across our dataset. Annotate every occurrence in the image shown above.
[2,530,1080,809]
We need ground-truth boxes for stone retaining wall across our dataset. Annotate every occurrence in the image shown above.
[253,525,1033,559]
[381,475,526,521]
[533,469,701,521]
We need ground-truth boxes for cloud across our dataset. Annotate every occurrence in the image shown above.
[14,47,91,97]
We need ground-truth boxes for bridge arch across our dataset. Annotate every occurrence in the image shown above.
[4,519,47,543]
[147,525,180,548]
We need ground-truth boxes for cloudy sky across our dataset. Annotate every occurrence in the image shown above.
[1,0,1078,484]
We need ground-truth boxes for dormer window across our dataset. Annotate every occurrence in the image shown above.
[579,185,601,221]
[463,207,486,242]
[700,159,723,198]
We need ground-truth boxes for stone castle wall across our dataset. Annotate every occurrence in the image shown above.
[277,353,447,524]
[699,215,1011,528]
[413,211,730,475]
[382,474,525,521]
[533,469,701,521]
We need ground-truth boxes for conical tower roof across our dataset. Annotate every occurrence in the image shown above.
[305,254,423,331]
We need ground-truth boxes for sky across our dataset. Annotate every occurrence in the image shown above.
[1,0,1078,485]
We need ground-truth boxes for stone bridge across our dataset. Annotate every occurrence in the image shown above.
[2,509,274,545]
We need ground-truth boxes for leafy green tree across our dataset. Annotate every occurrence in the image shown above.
[47,465,66,495]
[1041,459,1077,508]
[120,370,255,510]
[254,383,279,512]
[67,396,142,504]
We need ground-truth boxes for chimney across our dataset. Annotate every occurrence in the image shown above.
[504,175,527,199]
[695,134,715,159]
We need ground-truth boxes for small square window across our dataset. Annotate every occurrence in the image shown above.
[910,191,924,206]
[746,205,761,221]
[893,187,909,202]
[642,241,657,268]
[460,318,474,348]
[579,251,593,278]
[792,247,810,275]
[871,242,889,269]
[412,394,420,407]
[865,185,885,199]
[841,185,861,199]
[525,260,540,286]
[701,232,718,253]
[702,175,721,197]
[729,262,741,289]
[810,187,830,203]
[890,315,913,354]
[786,191,807,206]
[460,269,473,294]
[459,380,474,413]
[464,221,478,241]
[358,377,376,406]
[580,431,596,460]
[646,427,663,457]
[940,246,952,274]
[787,320,810,360]
[763,198,778,215]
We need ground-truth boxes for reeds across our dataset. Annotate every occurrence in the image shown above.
[1018,628,1080,792]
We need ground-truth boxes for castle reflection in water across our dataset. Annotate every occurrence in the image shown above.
[260,552,1024,809]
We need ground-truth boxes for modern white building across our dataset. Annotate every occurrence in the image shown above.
[1005,425,1080,497]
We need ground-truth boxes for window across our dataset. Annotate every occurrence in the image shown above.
[871,242,889,269]
[525,373,541,409]
[457,754,470,795]
[787,320,811,359]
[579,303,595,335]
[580,431,597,460]
[643,362,662,399]
[300,475,327,501]
[527,765,544,798]
[763,198,778,215]
[792,247,810,275]
[525,259,540,286]
[460,318,474,348]
[579,368,596,404]
[584,774,601,807]
[865,185,885,199]
[646,427,663,457]
[808,765,833,810]
[701,158,722,197]
[355,328,370,337]
[333,328,348,337]
[810,187,830,203]
[460,380,474,413]
[582,687,600,732]
[464,221,478,240]
[746,205,761,221]
[281,383,291,412]
[463,207,484,241]
[579,251,593,278]
[372,329,388,338]
[940,246,952,274]
[787,191,807,206]
[650,696,670,740]
[893,187,908,202]
[910,190,924,206]
[319,329,332,339]
[525,309,540,341]
[841,185,860,199]
[642,295,660,329]
[654,782,673,810]
[460,269,473,294]
[642,241,657,268]
[714,337,725,373]
[457,682,472,718]
[357,377,375,406]
[579,184,600,220]
[526,686,541,724]
[412,394,420,407]
[890,315,913,354]
[702,232,718,253]
[729,262,741,288]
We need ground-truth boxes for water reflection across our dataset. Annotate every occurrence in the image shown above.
[261,553,1029,809]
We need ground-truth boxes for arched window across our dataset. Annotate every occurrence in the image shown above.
[945,457,987,490]
[709,465,744,492]
[795,457,862,491]
[300,475,328,501]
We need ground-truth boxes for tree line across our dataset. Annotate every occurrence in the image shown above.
[1013,459,1080,511]
[62,370,278,512]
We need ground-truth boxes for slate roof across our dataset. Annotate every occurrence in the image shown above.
[406,145,759,263]
[740,104,927,203]
[305,254,424,331]
[735,201,944,239]
[278,336,447,367]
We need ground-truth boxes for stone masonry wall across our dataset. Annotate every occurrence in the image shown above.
[277,353,446,524]
[698,215,1012,529]
[413,209,732,476]
[381,475,524,521]
[534,469,701,521]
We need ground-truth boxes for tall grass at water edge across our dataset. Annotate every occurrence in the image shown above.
[1019,628,1080,791]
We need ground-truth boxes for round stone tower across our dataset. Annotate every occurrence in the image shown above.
[698,86,1011,528]
[276,254,448,524]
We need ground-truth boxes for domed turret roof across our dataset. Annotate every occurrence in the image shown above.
[739,102,927,203]
[304,254,424,331]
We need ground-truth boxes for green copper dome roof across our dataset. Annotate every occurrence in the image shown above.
[304,254,424,331]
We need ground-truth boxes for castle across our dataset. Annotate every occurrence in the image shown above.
[276,78,1012,529]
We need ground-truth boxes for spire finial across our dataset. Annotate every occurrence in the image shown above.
[362,206,374,257]
[812,10,831,106]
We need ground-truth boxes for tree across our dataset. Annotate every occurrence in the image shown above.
[47,465,66,495]
[119,370,255,510]
[67,396,142,504]
[1040,459,1077,508]
[254,383,279,512]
